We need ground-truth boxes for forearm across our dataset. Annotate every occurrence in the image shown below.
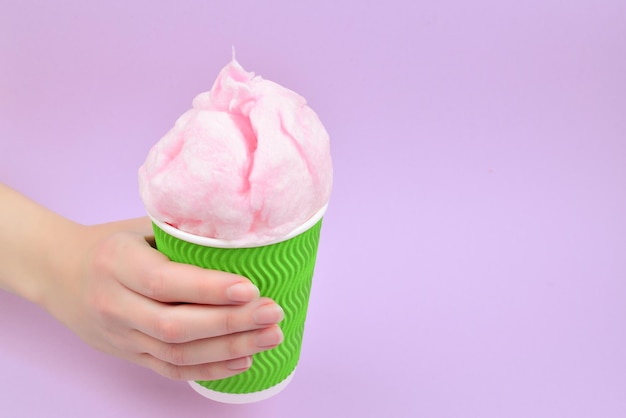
[0,183,85,305]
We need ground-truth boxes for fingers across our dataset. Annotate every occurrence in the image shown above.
[138,259,260,305]
[134,325,284,380]
[148,324,283,367]
[97,268,285,363]
[88,271,285,381]
[131,297,284,343]
[110,232,260,305]
[138,354,254,381]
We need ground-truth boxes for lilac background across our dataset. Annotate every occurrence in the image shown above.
[1,0,625,417]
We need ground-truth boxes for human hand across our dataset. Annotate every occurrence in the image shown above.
[43,217,285,381]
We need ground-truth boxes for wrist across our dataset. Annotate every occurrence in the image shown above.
[30,218,88,311]
[0,184,83,307]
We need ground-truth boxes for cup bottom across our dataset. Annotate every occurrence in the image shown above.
[188,369,296,404]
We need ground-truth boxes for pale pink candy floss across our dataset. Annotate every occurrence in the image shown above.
[138,58,333,246]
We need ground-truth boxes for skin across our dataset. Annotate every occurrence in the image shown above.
[0,183,284,381]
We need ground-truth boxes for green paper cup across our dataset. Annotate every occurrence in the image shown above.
[149,205,327,404]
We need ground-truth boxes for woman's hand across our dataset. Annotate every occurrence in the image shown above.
[0,184,284,381]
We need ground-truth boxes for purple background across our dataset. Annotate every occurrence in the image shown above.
[1,0,625,417]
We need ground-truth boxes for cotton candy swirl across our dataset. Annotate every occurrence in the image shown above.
[138,58,332,246]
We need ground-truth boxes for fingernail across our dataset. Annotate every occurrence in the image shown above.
[253,303,285,325]
[256,326,284,348]
[226,282,260,302]
[226,356,252,371]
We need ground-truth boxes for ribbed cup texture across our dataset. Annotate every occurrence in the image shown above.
[152,219,323,394]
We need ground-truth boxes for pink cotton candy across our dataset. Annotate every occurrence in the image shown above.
[138,58,332,246]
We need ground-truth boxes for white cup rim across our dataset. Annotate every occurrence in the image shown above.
[148,204,327,249]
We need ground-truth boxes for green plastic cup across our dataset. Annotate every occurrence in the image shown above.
[149,205,326,403]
